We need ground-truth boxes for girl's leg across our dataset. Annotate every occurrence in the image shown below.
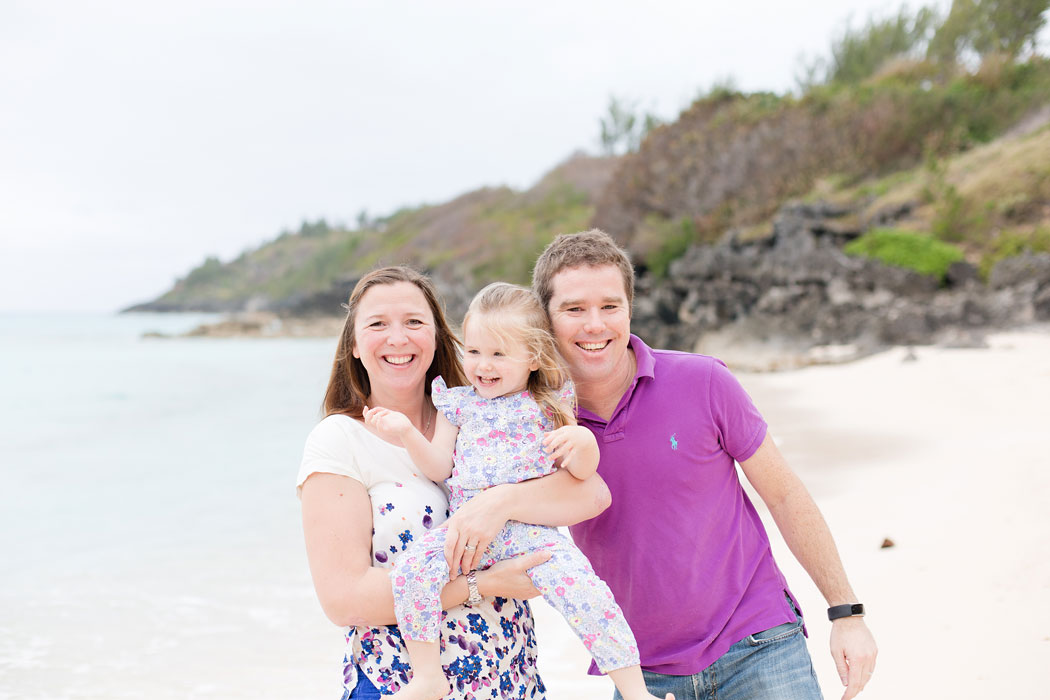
[390,527,452,643]
[389,640,449,700]
[503,524,673,700]
[389,528,453,700]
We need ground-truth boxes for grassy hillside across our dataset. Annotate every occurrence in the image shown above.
[136,15,1050,313]
[813,116,1050,277]
[594,57,1050,274]
[134,155,614,312]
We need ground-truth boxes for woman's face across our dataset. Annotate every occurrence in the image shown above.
[352,281,437,398]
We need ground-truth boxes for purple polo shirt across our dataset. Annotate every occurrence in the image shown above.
[569,335,801,675]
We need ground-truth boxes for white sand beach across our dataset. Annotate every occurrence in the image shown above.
[4,320,1048,699]
[531,327,1050,699]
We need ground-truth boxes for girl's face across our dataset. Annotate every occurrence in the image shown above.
[352,282,437,398]
[463,318,538,399]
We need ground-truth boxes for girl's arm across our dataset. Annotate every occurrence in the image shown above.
[447,468,612,574]
[363,407,458,482]
[301,472,548,626]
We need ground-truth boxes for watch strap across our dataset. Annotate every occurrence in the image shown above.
[827,603,865,620]
[466,569,483,606]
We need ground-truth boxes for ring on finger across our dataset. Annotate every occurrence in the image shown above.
[464,544,477,551]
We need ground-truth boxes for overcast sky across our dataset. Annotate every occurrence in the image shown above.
[0,0,982,311]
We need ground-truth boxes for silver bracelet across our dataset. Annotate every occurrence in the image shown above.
[466,569,483,606]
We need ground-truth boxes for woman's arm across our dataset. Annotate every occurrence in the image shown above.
[301,472,547,626]
[446,469,612,574]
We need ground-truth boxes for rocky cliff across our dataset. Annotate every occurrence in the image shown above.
[632,201,1050,369]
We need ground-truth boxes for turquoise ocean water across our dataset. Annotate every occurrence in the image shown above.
[0,313,345,699]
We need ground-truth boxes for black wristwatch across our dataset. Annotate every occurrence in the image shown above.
[827,603,865,621]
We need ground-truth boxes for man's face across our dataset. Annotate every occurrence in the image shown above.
[547,264,632,389]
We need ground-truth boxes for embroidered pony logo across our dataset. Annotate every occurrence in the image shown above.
[670,433,679,450]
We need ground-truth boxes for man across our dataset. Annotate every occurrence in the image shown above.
[532,230,876,700]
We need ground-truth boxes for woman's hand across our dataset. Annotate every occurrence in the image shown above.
[542,425,599,480]
[441,483,514,576]
[477,550,551,600]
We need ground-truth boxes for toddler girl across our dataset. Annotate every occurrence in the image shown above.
[364,283,671,700]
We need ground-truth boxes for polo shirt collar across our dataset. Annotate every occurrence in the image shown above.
[577,334,655,432]
[630,334,656,381]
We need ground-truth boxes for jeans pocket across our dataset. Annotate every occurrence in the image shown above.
[746,618,803,646]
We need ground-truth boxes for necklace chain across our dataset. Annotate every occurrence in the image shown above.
[423,404,433,435]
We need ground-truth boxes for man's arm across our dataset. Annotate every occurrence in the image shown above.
[739,431,878,700]
[445,469,611,574]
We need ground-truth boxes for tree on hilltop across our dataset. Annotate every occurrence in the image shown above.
[598,96,661,156]
[928,0,1049,63]
[826,6,940,84]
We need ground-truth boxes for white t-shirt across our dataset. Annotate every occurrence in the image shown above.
[298,414,450,568]
[297,414,545,697]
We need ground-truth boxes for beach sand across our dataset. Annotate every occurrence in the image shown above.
[530,327,1050,699]
[15,324,1042,699]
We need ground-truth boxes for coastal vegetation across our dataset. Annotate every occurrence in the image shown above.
[133,0,1050,319]
[134,157,613,313]
[843,228,964,281]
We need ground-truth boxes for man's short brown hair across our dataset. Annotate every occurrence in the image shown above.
[532,229,635,316]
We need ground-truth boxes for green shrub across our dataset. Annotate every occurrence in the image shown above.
[844,227,965,280]
[979,227,1050,278]
[182,256,225,287]
[930,183,975,241]
[646,217,698,279]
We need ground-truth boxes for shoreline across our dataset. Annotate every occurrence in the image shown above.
[140,312,346,339]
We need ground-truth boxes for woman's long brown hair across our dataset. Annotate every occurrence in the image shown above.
[322,266,467,418]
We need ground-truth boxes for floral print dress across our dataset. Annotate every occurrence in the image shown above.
[298,414,546,699]
[388,379,640,674]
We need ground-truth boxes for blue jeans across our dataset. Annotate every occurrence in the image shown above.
[341,669,382,700]
[613,611,823,700]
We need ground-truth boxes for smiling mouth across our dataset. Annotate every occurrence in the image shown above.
[476,376,500,385]
[577,340,610,352]
[384,354,414,365]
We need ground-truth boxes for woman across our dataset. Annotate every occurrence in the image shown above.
[298,266,611,699]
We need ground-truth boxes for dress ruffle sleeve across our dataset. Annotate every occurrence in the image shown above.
[431,376,469,427]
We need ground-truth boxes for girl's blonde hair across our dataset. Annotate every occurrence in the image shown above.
[462,282,576,429]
